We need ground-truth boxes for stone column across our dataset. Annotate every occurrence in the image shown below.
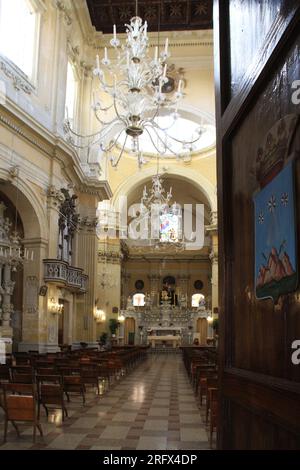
[96,238,121,332]
[121,271,131,309]
[75,216,99,347]
[0,265,14,352]
[148,274,161,306]
[178,275,190,308]
[19,238,51,353]
[206,211,218,316]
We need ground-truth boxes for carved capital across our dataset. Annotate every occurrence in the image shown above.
[47,185,65,208]
[80,216,99,232]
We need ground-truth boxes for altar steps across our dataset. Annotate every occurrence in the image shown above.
[149,346,181,354]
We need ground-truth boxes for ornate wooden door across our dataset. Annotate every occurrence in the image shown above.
[214,0,300,449]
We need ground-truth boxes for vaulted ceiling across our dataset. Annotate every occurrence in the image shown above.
[86,1,213,34]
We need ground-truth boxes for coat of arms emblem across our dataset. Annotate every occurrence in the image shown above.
[253,114,299,302]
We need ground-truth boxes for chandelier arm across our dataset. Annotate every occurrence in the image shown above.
[143,126,169,155]
[66,118,123,148]
[141,103,161,126]
[144,125,179,157]
[113,95,128,127]
[65,138,102,150]
[64,120,104,140]
[101,127,127,153]
[151,121,201,145]
[110,134,128,167]
[94,113,122,127]
[144,115,177,132]
[93,102,114,113]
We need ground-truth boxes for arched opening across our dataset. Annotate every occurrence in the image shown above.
[124,317,136,345]
[197,318,208,345]
[192,293,206,308]
[0,178,44,352]
[0,191,24,352]
[133,293,145,307]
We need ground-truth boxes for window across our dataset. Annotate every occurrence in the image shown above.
[117,115,216,157]
[133,293,145,307]
[65,62,77,124]
[0,0,40,81]
[192,293,205,308]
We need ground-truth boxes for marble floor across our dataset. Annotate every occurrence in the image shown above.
[0,354,211,450]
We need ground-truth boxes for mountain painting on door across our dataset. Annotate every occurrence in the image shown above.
[254,160,298,302]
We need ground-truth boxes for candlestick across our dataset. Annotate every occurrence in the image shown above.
[164,38,169,55]
[113,24,116,41]
[154,46,158,62]
[96,54,100,69]
[104,47,108,61]
[159,79,162,94]
[177,79,182,93]
[144,21,147,36]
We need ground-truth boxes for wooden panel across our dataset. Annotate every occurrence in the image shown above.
[86,0,213,33]
[229,0,287,98]
[230,34,300,378]
[214,0,300,449]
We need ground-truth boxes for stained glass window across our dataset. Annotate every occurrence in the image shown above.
[160,210,181,243]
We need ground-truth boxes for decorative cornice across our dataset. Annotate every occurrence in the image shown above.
[0,106,112,201]
[98,250,122,263]
[0,108,53,157]
[74,182,113,201]
[0,59,35,95]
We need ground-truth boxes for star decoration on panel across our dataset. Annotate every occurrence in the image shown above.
[258,212,264,224]
[281,192,289,206]
[195,1,209,16]
[268,195,276,213]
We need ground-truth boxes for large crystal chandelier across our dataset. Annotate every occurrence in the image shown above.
[64,9,204,168]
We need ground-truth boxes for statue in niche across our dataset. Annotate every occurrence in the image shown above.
[160,285,178,306]
[126,295,134,310]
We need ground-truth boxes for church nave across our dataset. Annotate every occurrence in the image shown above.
[0,354,210,451]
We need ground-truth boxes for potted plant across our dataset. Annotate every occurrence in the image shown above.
[212,318,219,335]
[212,318,219,347]
[109,319,119,338]
[99,332,108,346]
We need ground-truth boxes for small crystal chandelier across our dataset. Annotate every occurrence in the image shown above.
[64,3,204,169]
[0,170,34,271]
[136,160,184,250]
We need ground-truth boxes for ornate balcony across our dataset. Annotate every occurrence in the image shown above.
[43,259,88,293]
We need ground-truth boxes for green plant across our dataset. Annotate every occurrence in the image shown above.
[99,332,108,345]
[212,318,219,335]
[109,319,119,336]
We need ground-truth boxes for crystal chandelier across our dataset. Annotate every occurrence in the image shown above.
[0,180,34,272]
[64,7,204,168]
[136,165,184,250]
[99,240,118,289]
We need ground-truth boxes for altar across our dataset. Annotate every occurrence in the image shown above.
[148,335,181,349]
[147,327,182,349]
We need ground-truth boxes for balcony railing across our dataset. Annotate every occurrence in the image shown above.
[43,259,88,293]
